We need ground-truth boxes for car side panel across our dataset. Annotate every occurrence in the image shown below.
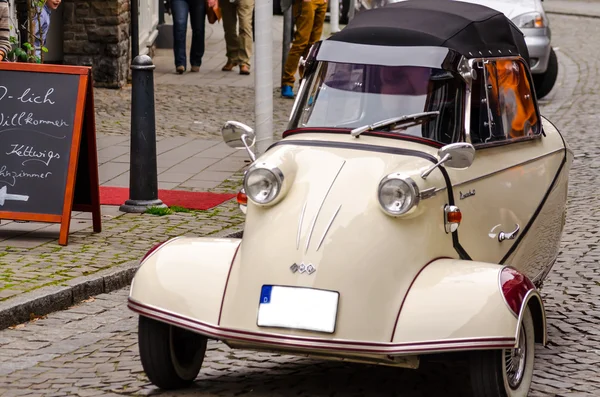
[445,119,566,275]
[504,128,572,282]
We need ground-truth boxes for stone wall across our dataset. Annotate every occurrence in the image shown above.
[62,0,130,88]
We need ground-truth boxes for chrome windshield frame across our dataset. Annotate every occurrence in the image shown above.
[287,59,469,144]
[316,41,463,72]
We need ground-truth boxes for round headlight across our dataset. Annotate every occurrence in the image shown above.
[378,175,419,216]
[244,165,283,205]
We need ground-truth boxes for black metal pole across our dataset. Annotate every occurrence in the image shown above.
[119,55,166,213]
[131,0,140,58]
[159,0,165,25]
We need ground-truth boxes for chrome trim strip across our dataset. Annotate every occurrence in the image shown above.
[128,298,515,355]
[419,187,438,200]
[296,201,308,250]
[305,160,346,253]
[516,289,547,347]
[317,204,342,251]
[451,148,564,189]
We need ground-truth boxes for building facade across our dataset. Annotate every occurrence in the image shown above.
[10,0,158,88]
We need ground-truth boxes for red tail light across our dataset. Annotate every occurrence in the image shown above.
[500,267,535,316]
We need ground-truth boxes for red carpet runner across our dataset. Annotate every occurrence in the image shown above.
[99,186,236,210]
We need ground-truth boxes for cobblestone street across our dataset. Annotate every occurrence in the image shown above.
[0,8,600,397]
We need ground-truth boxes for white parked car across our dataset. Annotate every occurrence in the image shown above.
[353,0,558,98]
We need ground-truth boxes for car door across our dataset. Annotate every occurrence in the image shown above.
[444,58,564,266]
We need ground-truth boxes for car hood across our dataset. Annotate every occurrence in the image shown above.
[218,136,457,343]
[388,0,538,19]
[447,0,537,18]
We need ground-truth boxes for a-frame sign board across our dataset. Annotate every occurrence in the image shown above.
[0,62,101,245]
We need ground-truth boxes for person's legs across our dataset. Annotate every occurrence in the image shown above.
[307,0,326,53]
[171,0,189,72]
[237,0,254,74]
[188,0,206,71]
[282,0,316,97]
[219,0,240,70]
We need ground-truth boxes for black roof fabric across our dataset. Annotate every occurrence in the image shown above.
[329,0,529,60]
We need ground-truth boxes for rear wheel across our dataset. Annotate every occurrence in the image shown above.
[533,48,558,99]
[138,316,207,390]
[469,306,535,397]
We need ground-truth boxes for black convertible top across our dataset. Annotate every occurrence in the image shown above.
[329,0,529,60]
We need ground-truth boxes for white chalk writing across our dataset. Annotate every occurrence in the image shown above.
[0,112,69,128]
[0,165,52,187]
[6,144,61,166]
[17,88,55,105]
[0,86,56,105]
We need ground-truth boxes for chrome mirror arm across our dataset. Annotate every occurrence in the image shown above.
[241,134,256,162]
[421,153,451,179]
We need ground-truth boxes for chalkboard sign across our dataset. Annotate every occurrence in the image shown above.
[0,63,101,245]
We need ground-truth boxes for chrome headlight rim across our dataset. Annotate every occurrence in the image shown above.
[243,162,284,205]
[377,174,420,216]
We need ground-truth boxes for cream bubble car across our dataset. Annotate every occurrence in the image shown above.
[128,1,572,396]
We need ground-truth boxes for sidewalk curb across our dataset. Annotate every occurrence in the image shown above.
[0,226,244,330]
[546,9,600,19]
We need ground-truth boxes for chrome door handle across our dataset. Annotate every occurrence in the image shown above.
[498,224,520,242]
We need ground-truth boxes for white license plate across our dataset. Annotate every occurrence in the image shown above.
[257,285,339,333]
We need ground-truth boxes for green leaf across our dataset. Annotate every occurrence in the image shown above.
[41,47,48,53]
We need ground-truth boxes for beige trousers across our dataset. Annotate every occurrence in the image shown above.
[219,0,255,67]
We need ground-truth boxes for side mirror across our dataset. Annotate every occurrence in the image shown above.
[421,142,475,179]
[221,121,256,161]
[439,142,475,169]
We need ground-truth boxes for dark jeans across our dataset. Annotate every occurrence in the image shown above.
[172,0,206,68]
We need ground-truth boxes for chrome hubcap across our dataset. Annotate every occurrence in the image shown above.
[505,326,527,389]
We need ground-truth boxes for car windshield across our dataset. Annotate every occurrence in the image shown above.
[288,61,466,144]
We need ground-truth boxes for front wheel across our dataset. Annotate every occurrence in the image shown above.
[469,306,536,397]
[533,48,558,99]
[138,316,207,390]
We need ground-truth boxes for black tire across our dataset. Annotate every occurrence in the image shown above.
[469,306,535,397]
[533,48,558,99]
[138,316,207,390]
[273,0,283,15]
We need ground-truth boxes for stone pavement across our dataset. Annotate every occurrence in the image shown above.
[0,15,308,322]
[544,0,600,18]
[0,9,600,397]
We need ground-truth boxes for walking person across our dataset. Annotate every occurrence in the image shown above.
[32,0,61,58]
[0,0,10,62]
[281,0,327,98]
[166,0,209,74]
[219,0,255,75]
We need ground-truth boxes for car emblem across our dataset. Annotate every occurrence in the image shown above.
[460,189,476,200]
[290,263,316,274]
